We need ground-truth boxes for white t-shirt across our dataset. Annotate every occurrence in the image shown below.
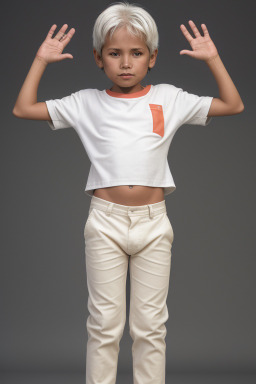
[45,83,213,197]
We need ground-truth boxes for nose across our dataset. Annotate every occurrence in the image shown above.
[120,54,132,69]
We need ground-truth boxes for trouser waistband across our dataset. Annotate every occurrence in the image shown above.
[89,196,167,219]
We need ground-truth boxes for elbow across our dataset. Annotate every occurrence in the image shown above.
[12,107,22,118]
[237,98,245,113]
[230,103,245,115]
[239,103,245,113]
[12,107,19,117]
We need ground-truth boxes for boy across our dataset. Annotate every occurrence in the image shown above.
[12,2,244,383]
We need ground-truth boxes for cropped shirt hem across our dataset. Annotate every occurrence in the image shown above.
[84,179,176,197]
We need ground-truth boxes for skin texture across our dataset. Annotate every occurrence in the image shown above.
[179,20,244,114]
[93,26,158,94]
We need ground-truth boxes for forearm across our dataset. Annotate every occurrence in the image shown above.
[13,56,48,114]
[205,54,244,110]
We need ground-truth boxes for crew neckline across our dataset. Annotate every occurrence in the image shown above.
[105,84,152,98]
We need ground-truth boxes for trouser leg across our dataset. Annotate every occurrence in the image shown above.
[129,212,173,384]
[84,208,129,384]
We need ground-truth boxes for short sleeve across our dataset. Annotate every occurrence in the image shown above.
[45,91,81,130]
[175,88,213,126]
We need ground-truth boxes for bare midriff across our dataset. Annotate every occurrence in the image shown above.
[93,185,165,206]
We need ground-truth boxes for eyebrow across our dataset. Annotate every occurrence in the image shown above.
[107,48,144,51]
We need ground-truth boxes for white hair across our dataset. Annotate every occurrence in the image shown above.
[92,1,159,57]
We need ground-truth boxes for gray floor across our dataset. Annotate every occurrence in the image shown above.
[1,372,256,384]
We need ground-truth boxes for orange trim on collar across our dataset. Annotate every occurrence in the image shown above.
[106,84,151,98]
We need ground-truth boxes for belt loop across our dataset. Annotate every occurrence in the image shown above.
[106,202,114,216]
[148,205,154,219]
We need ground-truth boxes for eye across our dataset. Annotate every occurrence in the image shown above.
[109,52,142,57]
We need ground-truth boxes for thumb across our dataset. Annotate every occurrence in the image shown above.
[62,53,74,60]
[180,50,191,55]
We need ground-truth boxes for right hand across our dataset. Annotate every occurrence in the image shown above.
[36,24,75,65]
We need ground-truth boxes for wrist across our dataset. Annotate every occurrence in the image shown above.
[205,53,220,64]
[35,55,48,66]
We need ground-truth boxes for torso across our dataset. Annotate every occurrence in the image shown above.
[93,186,165,206]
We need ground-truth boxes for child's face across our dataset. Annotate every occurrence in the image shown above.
[93,26,158,93]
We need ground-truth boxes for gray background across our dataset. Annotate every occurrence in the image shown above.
[1,0,255,382]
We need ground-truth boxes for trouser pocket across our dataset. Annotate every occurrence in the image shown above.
[84,207,95,237]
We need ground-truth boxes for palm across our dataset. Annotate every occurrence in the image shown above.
[36,24,75,64]
[180,20,218,61]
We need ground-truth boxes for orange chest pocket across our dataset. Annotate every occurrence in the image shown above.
[149,104,165,137]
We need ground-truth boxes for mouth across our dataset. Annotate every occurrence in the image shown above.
[119,73,134,78]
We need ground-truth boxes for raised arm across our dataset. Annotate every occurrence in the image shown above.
[179,20,244,116]
[12,24,75,121]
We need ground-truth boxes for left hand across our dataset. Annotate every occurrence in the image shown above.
[180,20,219,62]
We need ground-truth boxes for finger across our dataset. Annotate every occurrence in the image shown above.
[201,23,210,37]
[180,50,193,56]
[59,54,74,61]
[188,20,201,38]
[180,24,194,44]
[53,24,69,41]
[46,24,57,40]
[59,28,76,46]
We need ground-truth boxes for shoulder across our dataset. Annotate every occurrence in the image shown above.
[152,83,182,95]
[78,87,105,100]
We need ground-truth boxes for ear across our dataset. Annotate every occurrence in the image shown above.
[148,49,158,70]
[93,48,104,69]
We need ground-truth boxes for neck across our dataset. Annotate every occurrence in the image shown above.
[110,84,145,93]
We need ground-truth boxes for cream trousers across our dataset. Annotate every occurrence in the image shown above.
[84,195,174,384]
